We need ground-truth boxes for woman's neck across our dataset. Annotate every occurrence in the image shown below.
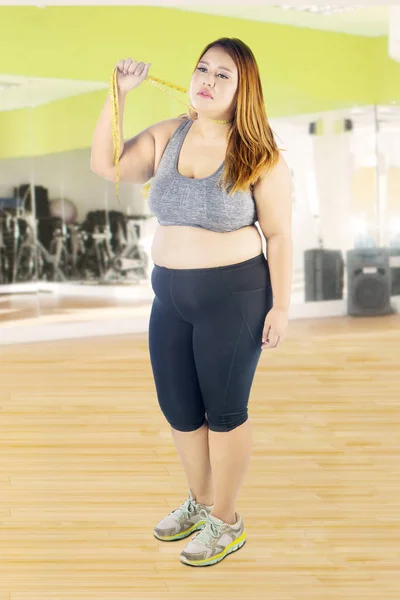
[191,116,232,143]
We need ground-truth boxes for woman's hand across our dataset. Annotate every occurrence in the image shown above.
[115,58,152,95]
[261,306,289,350]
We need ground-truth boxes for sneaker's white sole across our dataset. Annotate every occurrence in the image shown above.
[180,531,247,566]
[153,519,207,542]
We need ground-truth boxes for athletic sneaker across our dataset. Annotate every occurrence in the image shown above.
[153,489,214,542]
[180,508,247,567]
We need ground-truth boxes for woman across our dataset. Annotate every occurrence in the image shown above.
[91,37,293,567]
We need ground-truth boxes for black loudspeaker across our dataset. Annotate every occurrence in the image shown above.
[347,248,394,316]
[304,249,344,301]
[389,248,400,296]
[344,118,353,132]
[13,184,50,218]
[308,122,317,135]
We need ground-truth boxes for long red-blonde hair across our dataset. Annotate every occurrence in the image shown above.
[178,37,282,196]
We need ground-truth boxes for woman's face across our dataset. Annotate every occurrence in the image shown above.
[189,46,239,121]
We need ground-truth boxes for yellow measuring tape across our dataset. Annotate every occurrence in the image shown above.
[110,68,194,204]
[110,66,230,204]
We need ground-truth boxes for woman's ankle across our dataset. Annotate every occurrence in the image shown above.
[196,496,214,506]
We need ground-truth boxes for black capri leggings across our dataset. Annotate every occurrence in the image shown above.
[148,252,273,433]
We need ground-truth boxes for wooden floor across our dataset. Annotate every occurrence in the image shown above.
[0,293,148,325]
[1,314,399,600]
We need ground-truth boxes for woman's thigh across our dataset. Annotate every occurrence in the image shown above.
[188,255,273,431]
[192,282,273,431]
[148,271,206,432]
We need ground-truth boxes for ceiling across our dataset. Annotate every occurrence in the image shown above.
[168,4,390,37]
[5,2,393,36]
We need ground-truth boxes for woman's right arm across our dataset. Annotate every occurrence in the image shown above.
[90,88,161,185]
[90,58,172,185]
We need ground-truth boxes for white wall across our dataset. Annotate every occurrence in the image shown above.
[271,118,357,274]
[271,108,400,270]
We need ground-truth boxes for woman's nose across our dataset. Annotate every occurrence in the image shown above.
[202,76,214,86]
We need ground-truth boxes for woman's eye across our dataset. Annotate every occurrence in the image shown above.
[196,67,227,79]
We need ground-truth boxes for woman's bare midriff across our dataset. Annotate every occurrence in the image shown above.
[151,224,263,269]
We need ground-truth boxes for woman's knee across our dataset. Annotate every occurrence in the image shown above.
[207,408,248,433]
[167,415,207,432]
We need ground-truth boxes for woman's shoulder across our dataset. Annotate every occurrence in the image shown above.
[151,115,190,150]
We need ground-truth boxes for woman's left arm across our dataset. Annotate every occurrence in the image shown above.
[253,154,293,349]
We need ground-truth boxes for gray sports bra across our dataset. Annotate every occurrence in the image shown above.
[147,118,258,233]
